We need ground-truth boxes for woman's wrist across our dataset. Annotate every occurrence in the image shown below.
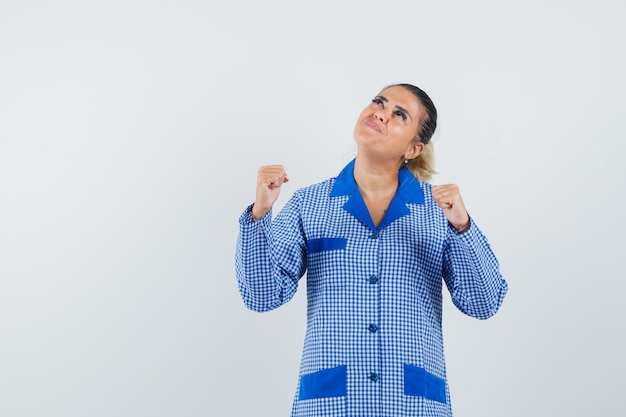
[453,217,471,233]
[251,205,268,221]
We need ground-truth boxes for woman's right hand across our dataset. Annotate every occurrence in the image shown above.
[252,165,289,220]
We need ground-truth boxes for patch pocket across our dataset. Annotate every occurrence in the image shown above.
[404,364,447,404]
[298,365,347,400]
[307,238,347,254]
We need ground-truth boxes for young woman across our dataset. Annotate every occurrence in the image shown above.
[235,83,508,417]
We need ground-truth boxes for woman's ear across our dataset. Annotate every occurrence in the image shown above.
[405,142,425,160]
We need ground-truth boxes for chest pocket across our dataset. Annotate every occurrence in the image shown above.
[308,237,347,254]
[306,238,347,290]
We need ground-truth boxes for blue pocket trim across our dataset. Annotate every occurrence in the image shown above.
[404,364,447,404]
[298,365,347,400]
[307,238,347,254]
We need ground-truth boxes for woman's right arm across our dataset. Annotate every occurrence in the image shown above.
[235,166,305,312]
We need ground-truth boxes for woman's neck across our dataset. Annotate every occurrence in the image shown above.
[353,156,400,196]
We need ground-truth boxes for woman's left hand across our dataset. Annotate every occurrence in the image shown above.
[432,184,470,231]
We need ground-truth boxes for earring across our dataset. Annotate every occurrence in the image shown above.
[404,159,409,164]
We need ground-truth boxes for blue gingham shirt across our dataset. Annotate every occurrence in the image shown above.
[236,159,508,417]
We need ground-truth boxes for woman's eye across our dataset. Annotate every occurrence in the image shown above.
[395,111,407,121]
[371,98,383,106]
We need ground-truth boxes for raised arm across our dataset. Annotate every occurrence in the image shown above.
[235,166,306,312]
[433,184,508,319]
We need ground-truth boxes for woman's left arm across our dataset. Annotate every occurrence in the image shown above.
[432,184,508,319]
[441,219,508,319]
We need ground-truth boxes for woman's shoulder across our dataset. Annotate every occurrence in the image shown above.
[419,181,433,192]
[293,176,336,198]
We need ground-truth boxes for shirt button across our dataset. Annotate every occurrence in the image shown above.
[368,324,378,333]
[369,232,379,239]
[369,372,379,382]
[369,275,379,284]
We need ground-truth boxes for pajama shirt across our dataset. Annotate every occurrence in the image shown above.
[236,159,508,417]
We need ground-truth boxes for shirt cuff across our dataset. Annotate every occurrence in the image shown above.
[239,204,272,226]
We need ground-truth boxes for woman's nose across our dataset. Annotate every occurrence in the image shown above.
[374,110,387,123]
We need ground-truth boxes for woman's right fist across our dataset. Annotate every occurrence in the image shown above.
[252,165,289,220]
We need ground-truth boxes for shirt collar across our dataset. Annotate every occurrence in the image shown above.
[330,158,425,203]
[330,158,425,230]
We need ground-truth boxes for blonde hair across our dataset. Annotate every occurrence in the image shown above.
[406,141,436,182]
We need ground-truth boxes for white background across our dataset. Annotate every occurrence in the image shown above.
[1,1,625,416]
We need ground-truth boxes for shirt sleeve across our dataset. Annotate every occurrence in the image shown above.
[441,217,508,319]
[235,195,307,312]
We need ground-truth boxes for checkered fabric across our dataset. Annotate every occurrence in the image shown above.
[236,159,508,417]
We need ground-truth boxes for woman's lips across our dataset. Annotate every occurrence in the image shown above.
[365,121,381,132]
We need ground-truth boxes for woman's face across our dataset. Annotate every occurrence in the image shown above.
[353,86,425,163]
